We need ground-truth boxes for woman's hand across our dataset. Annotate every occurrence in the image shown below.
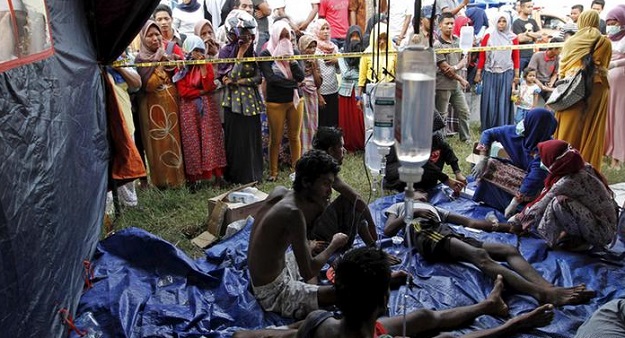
[223,76,234,86]
[318,95,327,108]
[474,71,482,83]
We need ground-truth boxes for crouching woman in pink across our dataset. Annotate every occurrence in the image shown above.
[513,140,618,251]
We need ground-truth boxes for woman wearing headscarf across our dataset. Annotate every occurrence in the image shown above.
[218,11,264,184]
[258,20,305,182]
[174,35,226,187]
[553,10,612,172]
[339,25,365,151]
[194,19,220,58]
[473,108,557,216]
[604,5,625,169]
[297,34,322,153]
[357,23,396,108]
[135,20,186,188]
[474,12,520,131]
[173,0,204,36]
[313,19,340,127]
[514,140,617,251]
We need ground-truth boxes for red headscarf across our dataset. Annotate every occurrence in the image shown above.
[526,140,609,208]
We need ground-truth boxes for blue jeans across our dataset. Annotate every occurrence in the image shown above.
[515,107,530,123]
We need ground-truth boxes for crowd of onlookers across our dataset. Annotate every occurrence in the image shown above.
[107,0,625,212]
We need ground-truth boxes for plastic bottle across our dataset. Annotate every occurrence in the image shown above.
[227,191,257,204]
[363,83,375,130]
[74,312,103,338]
[372,82,396,147]
[459,26,474,55]
[365,129,382,175]
[394,45,436,184]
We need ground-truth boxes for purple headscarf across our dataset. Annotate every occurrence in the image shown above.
[606,4,625,41]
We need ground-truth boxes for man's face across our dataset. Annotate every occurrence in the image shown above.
[309,173,335,209]
[591,4,603,13]
[154,11,172,34]
[329,137,346,165]
[570,8,581,23]
[238,0,254,15]
[439,17,455,36]
[522,1,533,15]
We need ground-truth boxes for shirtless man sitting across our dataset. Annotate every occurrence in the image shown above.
[310,126,378,250]
[247,150,348,319]
[384,200,596,306]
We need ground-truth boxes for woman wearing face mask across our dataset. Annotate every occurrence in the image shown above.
[135,20,186,188]
[218,11,265,184]
[259,20,305,182]
[512,140,618,251]
[174,35,226,188]
[338,25,365,151]
[472,108,557,217]
[553,10,611,172]
[604,5,625,170]
[195,19,220,58]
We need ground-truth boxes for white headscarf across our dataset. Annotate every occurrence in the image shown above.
[486,12,516,72]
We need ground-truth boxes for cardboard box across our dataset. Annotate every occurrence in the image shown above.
[193,183,268,248]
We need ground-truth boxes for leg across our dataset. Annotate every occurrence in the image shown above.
[435,89,452,123]
[286,100,303,169]
[441,304,554,338]
[451,85,472,142]
[450,239,595,306]
[481,242,552,288]
[266,102,288,178]
[381,275,508,336]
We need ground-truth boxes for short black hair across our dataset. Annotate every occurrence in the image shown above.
[438,12,455,24]
[591,0,604,9]
[520,0,532,5]
[154,4,172,18]
[549,37,563,44]
[335,247,391,323]
[572,4,584,12]
[312,127,343,152]
[293,150,340,192]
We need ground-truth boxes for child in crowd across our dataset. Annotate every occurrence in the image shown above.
[513,67,541,123]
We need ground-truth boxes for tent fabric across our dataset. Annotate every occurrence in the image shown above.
[74,186,625,337]
[0,0,159,336]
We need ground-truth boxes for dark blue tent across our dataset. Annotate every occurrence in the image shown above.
[0,0,155,336]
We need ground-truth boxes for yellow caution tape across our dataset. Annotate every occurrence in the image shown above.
[112,42,564,68]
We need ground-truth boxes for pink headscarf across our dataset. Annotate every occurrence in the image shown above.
[266,19,299,106]
[313,19,337,54]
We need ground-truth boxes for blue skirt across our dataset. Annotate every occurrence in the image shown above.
[480,69,514,131]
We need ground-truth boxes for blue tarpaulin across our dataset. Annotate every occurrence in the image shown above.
[74,186,625,337]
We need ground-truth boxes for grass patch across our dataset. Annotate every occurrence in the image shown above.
[110,123,625,257]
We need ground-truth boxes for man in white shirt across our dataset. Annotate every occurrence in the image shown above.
[269,0,320,33]
[387,0,413,47]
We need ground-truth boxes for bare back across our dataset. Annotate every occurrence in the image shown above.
[248,191,307,286]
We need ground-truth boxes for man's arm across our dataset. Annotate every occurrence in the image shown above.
[300,3,320,31]
[443,0,469,16]
[332,176,377,242]
[254,0,272,20]
[288,210,346,281]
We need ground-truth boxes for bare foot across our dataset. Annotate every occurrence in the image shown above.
[506,304,555,331]
[542,284,596,306]
[484,274,509,317]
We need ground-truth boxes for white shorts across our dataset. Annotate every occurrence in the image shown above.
[252,252,319,319]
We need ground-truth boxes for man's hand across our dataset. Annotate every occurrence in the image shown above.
[254,9,264,19]
[309,240,328,256]
[446,178,466,194]
[455,172,467,186]
[459,78,469,90]
[329,233,349,250]
[413,209,438,220]
[318,95,327,108]
[456,57,467,70]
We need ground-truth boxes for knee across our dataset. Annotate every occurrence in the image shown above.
[499,244,521,258]
[473,248,494,269]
